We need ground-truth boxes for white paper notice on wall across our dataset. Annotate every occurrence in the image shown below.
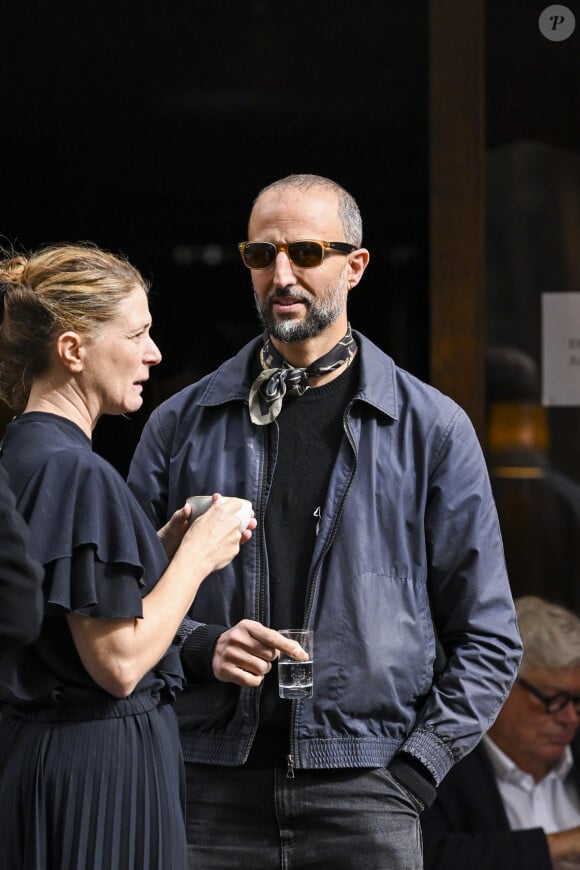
[542,292,580,406]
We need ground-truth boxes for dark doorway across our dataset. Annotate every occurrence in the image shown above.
[1,2,430,473]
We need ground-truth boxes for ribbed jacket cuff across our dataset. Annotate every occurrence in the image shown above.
[180,624,226,681]
[389,753,437,810]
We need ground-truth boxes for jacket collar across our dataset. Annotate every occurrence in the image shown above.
[197,329,399,421]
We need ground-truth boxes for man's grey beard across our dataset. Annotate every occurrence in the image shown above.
[254,278,347,343]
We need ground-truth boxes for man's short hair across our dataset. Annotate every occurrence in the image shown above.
[252,174,364,248]
[516,595,580,671]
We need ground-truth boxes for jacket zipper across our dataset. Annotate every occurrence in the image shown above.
[243,421,272,763]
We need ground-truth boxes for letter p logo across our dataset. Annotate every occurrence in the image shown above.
[539,5,576,41]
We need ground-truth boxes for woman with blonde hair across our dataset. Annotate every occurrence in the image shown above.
[0,243,254,869]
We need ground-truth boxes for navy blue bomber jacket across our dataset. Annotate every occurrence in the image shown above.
[127,331,522,789]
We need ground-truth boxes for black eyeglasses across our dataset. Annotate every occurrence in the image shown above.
[517,676,580,714]
[238,240,357,270]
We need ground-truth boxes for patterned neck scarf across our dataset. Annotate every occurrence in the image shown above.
[248,325,357,425]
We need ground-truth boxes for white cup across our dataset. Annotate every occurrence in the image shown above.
[186,495,253,533]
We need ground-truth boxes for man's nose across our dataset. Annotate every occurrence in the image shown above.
[273,251,296,287]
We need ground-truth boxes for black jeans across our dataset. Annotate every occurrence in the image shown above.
[185,763,423,870]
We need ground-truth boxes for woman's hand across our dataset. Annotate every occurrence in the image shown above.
[174,494,256,576]
[158,495,256,560]
[157,502,193,559]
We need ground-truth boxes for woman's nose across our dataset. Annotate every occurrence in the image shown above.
[145,338,162,366]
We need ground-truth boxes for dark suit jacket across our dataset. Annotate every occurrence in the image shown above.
[421,737,580,870]
[0,462,44,656]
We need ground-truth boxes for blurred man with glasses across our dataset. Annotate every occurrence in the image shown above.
[129,174,522,870]
[422,595,580,870]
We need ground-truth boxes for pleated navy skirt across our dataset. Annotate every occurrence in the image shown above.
[0,701,188,870]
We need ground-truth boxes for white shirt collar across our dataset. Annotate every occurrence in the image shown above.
[483,734,574,786]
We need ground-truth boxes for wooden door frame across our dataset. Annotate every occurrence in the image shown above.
[429,1,485,436]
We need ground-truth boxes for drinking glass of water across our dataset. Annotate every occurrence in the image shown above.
[278,630,314,699]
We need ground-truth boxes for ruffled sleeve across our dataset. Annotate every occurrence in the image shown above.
[47,549,144,617]
[17,447,168,618]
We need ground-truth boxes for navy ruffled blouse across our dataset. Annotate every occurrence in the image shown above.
[0,413,184,715]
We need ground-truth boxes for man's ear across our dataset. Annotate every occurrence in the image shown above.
[56,331,86,372]
[346,248,370,290]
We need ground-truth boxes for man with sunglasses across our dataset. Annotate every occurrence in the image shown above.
[128,173,521,869]
[422,595,580,870]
